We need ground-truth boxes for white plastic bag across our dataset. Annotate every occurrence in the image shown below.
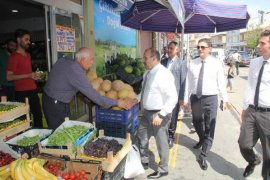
[124,144,145,178]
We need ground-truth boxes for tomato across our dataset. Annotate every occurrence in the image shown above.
[55,162,61,167]
[81,170,86,176]
[70,174,75,180]
[75,172,81,177]
[48,164,54,169]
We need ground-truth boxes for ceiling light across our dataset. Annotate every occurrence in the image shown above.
[12,9,18,13]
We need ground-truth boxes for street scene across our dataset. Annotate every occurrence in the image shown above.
[136,66,264,180]
[0,0,270,180]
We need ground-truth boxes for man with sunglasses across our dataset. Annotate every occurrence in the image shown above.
[183,38,229,170]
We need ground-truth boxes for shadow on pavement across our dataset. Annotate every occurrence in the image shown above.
[175,133,245,180]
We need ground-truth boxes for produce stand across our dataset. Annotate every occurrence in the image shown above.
[77,130,131,173]
[0,96,31,141]
[0,94,138,180]
[38,118,97,159]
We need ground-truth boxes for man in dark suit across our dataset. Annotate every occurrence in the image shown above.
[161,41,187,148]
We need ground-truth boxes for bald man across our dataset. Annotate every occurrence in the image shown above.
[43,47,129,129]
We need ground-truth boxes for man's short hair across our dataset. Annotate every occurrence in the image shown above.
[147,48,160,61]
[15,29,31,39]
[198,38,212,48]
[75,47,90,60]
[169,41,180,49]
[260,30,270,41]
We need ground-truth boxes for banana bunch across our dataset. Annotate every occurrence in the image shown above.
[0,165,11,180]
[10,158,57,180]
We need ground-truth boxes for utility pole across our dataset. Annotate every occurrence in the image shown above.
[258,10,265,25]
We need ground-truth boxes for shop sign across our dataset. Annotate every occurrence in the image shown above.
[56,25,76,52]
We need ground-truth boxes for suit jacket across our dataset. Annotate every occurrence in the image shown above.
[161,57,187,101]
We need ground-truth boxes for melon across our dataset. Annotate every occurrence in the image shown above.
[112,80,125,91]
[101,80,112,92]
[106,90,118,99]
[118,89,129,99]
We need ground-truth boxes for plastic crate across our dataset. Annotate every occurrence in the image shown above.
[96,104,139,125]
[102,155,126,180]
[96,121,132,139]
[116,67,143,85]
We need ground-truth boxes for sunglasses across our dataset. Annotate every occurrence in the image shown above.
[197,46,209,50]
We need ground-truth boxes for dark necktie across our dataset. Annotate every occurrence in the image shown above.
[254,61,267,106]
[140,71,150,110]
[196,60,205,98]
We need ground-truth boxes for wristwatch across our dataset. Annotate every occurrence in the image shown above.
[158,113,165,119]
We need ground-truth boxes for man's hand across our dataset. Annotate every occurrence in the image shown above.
[152,115,163,126]
[117,98,136,110]
[31,72,40,80]
[222,102,231,111]
[182,102,190,110]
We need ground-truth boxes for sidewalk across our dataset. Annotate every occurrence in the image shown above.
[135,66,263,180]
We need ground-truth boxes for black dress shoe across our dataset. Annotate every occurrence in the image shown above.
[147,171,168,179]
[243,159,261,177]
[193,142,203,149]
[197,158,208,170]
[168,138,174,149]
[142,162,149,170]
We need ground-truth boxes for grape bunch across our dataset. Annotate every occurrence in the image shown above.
[84,138,123,158]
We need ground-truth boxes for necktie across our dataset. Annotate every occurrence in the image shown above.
[196,60,205,98]
[140,71,150,110]
[254,61,267,106]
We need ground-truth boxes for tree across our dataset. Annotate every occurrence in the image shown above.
[245,26,262,49]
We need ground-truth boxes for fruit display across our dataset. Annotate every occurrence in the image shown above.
[84,138,123,158]
[0,164,11,180]
[0,150,16,167]
[9,158,57,180]
[47,125,88,146]
[16,135,41,146]
[0,119,27,133]
[44,161,87,180]
[87,70,137,110]
[0,104,18,114]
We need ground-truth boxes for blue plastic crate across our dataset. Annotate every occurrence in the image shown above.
[96,104,139,124]
[96,121,132,139]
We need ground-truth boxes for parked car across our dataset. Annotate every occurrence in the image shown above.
[224,51,251,66]
[238,51,251,66]
[211,48,226,64]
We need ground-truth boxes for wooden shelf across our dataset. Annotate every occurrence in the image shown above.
[0,120,31,140]
[0,96,31,140]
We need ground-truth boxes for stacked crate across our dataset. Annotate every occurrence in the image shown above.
[95,104,139,141]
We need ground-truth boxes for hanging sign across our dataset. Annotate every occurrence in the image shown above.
[56,25,76,52]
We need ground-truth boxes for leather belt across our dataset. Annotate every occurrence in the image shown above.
[249,105,270,112]
[145,109,160,112]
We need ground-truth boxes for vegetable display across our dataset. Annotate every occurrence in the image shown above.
[84,138,123,158]
[0,104,17,112]
[48,125,88,146]
[0,119,27,132]
[16,135,41,146]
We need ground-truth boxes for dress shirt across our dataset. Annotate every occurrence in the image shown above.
[137,63,177,116]
[184,55,228,103]
[167,56,177,70]
[243,56,270,109]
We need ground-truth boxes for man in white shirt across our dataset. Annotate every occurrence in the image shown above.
[161,41,187,148]
[238,30,270,180]
[131,48,177,179]
[183,38,229,170]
